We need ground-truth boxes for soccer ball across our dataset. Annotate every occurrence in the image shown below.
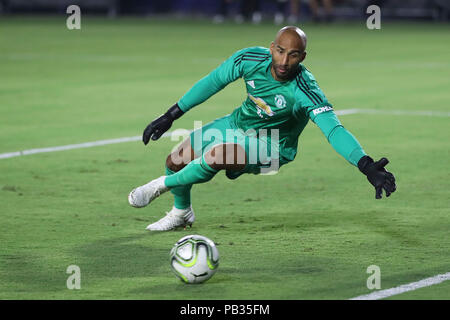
[170,234,219,284]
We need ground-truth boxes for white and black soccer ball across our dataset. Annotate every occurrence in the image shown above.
[170,235,219,284]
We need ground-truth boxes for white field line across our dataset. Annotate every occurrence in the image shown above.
[0,134,164,160]
[0,108,448,160]
[349,272,450,300]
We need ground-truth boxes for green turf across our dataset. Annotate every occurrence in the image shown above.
[0,16,449,300]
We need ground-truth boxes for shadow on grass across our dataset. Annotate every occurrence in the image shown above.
[125,255,331,299]
[0,253,68,295]
[0,233,177,298]
[71,233,170,279]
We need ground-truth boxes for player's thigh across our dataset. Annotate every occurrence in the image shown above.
[204,143,247,171]
[166,137,198,172]
[190,115,233,157]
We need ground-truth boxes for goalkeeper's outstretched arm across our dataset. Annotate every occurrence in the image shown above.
[142,49,247,144]
[312,110,397,199]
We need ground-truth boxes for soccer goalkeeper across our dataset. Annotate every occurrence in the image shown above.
[128,26,397,231]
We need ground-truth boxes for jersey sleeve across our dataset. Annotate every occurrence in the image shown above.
[294,66,366,166]
[177,48,247,112]
[313,111,367,166]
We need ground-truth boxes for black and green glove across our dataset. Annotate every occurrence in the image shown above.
[142,104,184,145]
[358,156,397,199]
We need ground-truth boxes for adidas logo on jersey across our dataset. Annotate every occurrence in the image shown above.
[247,80,255,89]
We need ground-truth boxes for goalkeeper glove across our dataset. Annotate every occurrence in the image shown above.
[358,156,397,199]
[142,103,184,145]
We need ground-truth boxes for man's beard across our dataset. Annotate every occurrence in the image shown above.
[273,63,298,81]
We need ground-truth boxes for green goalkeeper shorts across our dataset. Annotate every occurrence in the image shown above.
[189,115,285,178]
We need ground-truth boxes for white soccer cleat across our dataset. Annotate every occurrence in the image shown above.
[128,176,169,208]
[146,206,195,231]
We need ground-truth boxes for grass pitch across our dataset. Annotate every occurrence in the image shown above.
[0,16,449,300]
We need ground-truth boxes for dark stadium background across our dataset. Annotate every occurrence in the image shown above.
[1,0,449,21]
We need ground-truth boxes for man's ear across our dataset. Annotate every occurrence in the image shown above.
[299,51,307,63]
[270,42,275,54]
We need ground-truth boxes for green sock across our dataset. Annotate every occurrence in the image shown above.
[164,156,218,189]
[165,166,192,210]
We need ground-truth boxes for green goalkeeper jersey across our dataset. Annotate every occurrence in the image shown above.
[178,47,366,166]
